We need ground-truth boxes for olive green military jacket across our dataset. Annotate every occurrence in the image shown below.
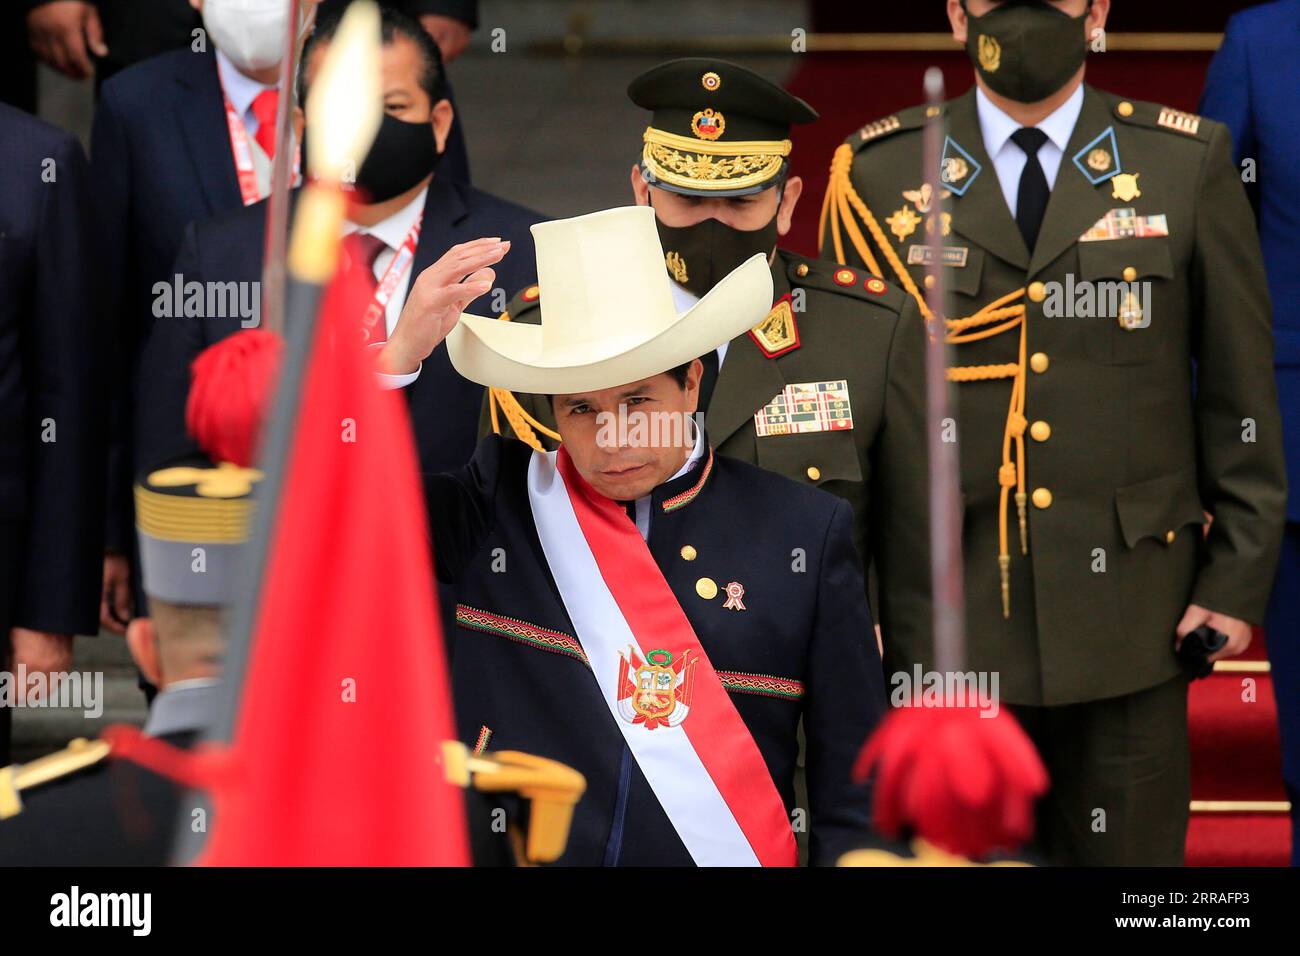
[824,84,1286,706]
[477,247,930,621]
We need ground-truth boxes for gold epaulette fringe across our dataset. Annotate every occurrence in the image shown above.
[821,143,1029,617]
[485,309,562,453]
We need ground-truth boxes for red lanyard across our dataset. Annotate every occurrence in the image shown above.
[221,89,302,207]
[361,214,424,340]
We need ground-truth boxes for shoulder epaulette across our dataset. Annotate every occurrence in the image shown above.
[785,255,906,312]
[1111,97,1214,142]
[845,104,933,152]
[0,737,111,818]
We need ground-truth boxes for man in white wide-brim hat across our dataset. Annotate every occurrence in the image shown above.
[389,205,886,866]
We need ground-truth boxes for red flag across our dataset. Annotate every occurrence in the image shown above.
[192,245,468,864]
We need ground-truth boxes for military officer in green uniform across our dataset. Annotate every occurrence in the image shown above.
[821,0,1287,865]
[482,57,930,619]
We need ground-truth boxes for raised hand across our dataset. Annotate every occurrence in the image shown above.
[377,237,510,375]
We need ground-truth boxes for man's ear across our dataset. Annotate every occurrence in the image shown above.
[630,163,651,206]
[683,358,703,415]
[948,0,968,44]
[126,618,163,689]
[292,105,305,144]
[431,98,455,154]
[776,176,803,237]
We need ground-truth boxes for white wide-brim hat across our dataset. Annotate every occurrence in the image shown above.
[446,205,773,394]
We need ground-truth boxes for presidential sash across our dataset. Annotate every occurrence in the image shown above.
[526,447,797,866]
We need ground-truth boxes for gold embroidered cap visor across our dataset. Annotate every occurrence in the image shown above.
[628,57,817,197]
[134,457,261,606]
[446,206,774,395]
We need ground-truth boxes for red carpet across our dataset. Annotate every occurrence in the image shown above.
[779,49,1292,866]
[1186,632,1291,866]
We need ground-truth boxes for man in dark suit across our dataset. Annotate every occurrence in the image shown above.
[135,6,540,480]
[1200,0,1300,866]
[399,206,885,866]
[0,104,106,765]
[91,0,305,632]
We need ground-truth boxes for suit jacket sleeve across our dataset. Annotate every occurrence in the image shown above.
[1198,15,1255,164]
[134,224,205,471]
[15,133,107,636]
[424,434,506,583]
[872,294,934,666]
[90,85,136,554]
[1198,14,1258,210]
[1188,122,1287,623]
[804,497,885,866]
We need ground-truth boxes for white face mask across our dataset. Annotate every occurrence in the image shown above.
[203,0,292,73]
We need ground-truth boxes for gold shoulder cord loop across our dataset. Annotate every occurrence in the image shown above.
[485,310,562,453]
[823,144,1029,618]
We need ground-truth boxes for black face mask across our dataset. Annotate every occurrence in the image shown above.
[653,209,778,298]
[351,112,440,203]
[963,0,1090,104]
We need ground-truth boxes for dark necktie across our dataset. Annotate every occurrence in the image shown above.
[344,231,388,342]
[1010,127,1050,253]
[697,348,720,417]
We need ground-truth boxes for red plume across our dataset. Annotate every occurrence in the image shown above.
[186,329,285,466]
[853,705,1049,860]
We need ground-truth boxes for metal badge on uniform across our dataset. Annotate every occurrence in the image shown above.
[749,294,800,358]
[1071,126,1122,185]
[938,136,982,196]
[754,380,853,437]
[1079,207,1168,242]
[907,245,969,268]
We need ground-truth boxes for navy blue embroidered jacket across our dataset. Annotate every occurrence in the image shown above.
[426,434,885,865]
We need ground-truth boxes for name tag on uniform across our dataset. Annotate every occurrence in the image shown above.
[906,245,969,267]
[754,380,854,437]
[1080,207,1169,242]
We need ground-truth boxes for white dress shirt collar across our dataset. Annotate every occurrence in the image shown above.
[215,48,277,129]
[343,184,428,251]
[976,82,1084,160]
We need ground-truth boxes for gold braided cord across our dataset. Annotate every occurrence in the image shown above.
[484,309,562,453]
[643,126,793,157]
[823,143,1032,617]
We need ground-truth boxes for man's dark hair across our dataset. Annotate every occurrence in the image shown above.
[546,361,694,406]
[298,5,448,109]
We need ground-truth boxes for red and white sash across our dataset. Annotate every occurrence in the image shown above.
[526,447,797,866]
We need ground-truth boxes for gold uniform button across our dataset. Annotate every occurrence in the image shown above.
[806,466,821,481]
[1165,530,1176,544]
[1031,487,1053,509]
[1122,266,1137,283]
[680,545,697,561]
[1118,101,1134,117]
[1028,281,1047,303]
[926,105,941,118]
[696,577,718,600]
[1030,351,1049,374]
[924,274,936,289]
[1030,420,1051,442]
[795,263,809,278]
